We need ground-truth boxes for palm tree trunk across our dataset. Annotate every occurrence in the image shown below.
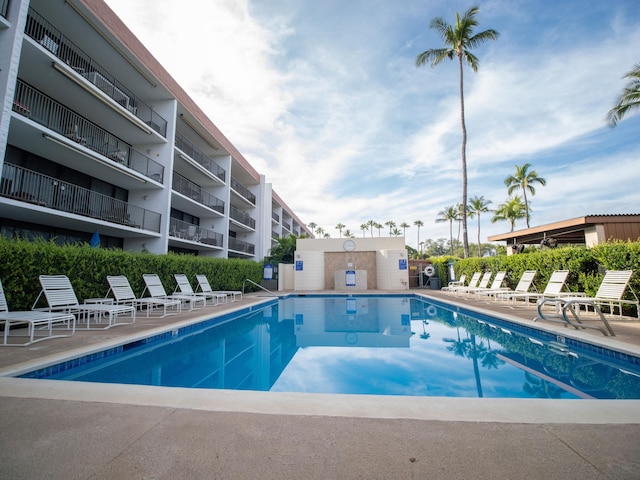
[458,55,470,258]
[523,192,530,227]
[477,215,481,257]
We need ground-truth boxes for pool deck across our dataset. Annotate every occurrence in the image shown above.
[1,290,640,479]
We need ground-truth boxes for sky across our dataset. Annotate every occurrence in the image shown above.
[104,0,640,249]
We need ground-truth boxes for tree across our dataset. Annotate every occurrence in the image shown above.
[385,220,396,236]
[436,205,459,256]
[400,222,410,237]
[366,219,376,238]
[504,163,546,228]
[374,222,383,237]
[391,227,402,236]
[416,6,499,258]
[467,195,492,257]
[491,196,527,232]
[335,223,345,238]
[607,62,640,127]
[307,222,317,238]
[315,226,325,237]
[268,235,298,263]
[414,220,424,252]
[343,229,354,238]
[360,223,369,237]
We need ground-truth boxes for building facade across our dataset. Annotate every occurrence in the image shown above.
[0,0,310,259]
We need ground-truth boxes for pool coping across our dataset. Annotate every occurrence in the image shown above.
[1,292,640,425]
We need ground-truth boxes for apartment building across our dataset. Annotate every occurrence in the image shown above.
[0,0,310,259]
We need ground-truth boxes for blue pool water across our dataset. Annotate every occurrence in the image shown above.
[20,295,640,399]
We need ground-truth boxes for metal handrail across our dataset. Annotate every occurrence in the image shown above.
[242,279,277,297]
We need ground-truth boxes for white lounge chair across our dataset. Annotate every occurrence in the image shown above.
[174,274,226,306]
[0,279,75,346]
[34,275,135,330]
[441,274,468,292]
[497,270,571,306]
[445,272,482,294]
[106,276,181,317]
[142,274,205,311]
[535,270,638,336]
[466,271,507,297]
[476,270,536,301]
[196,274,242,302]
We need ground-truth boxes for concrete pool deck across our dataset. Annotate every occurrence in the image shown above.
[1,290,640,479]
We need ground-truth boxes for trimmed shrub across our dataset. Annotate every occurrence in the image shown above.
[0,237,263,310]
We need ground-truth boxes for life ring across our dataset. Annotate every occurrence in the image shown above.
[426,305,437,317]
[423,265,436,277]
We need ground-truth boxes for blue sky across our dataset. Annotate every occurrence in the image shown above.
[105,0,640,248]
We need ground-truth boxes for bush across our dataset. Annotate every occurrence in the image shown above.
[428,241,640,315]
[0,237,263,310]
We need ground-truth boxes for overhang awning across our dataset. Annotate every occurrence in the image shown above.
[487,215,640,245]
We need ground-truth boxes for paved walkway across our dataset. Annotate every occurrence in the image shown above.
[1,290,640,479]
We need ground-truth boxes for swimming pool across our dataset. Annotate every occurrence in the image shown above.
[19,295,640,399]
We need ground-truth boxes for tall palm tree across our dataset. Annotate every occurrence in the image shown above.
[467,195,492,257]
[491,196,527,232]
[335,223,345,238]
[414,220,424,252]
[315,226,325,237]
[343,229,353,238]
[385,220,396,236]
[360,223,369,238]
[416,6,499,258]
[400,222,410,237]
[436,205,459,256]
[504,163,546,228]
[607,62,640,127]
[366,219,376,238]
[391,227,402,237]
[374,222,383,237]
[307,222,317,238]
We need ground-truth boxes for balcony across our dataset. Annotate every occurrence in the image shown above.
[230,177,256,205]
[169,218,223,247]
[0,164,161,232]
[172,173,225,214]
[228,237,255,255]
[1,0,8,19]
[13,80,164,183]
[229,205,256,230]
[175,131,225,183]
[24,8,168,137]
[272,211,280,222]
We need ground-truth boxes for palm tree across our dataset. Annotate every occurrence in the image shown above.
[315,226,325,237]
[366,219,376,238]
[374,222,383,237]
[391,227,402,237]
[343,229,353,238]
[360,223,369,237]
[504,163,546,228]
[335,223,345,238]
[416,6,499,258]
[607,62,640,127]
[436,205,459,256]
[385,220,396,236]
[400,222,410,237]
[467,195,492,257]
[414,220,424,252]
[307,222,317,238]
[491,196,527,232]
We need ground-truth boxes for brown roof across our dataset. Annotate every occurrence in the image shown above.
[487,215,640,245]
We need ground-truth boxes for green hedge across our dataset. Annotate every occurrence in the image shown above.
[429,241,640,315]
[0,237,263,310]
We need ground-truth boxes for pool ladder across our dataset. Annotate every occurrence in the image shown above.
[242,278,277,297]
